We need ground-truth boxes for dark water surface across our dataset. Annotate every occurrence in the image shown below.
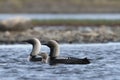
[0,43,120,80]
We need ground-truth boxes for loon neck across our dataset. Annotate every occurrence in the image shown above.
[49,43,60,59]
[30,39,41,56]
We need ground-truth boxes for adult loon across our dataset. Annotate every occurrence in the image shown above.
[22,38,48,63]
[44,40,90,65]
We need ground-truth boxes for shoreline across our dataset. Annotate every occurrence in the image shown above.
[0,26,119,44]
[0,18,120,44]
[32,19,120,26]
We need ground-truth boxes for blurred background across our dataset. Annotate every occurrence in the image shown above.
[1,0,120,13]
[1,1,120,80]
[0,0,120,43]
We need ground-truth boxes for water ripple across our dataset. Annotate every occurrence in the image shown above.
[0,43,120,80]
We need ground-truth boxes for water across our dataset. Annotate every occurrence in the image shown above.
[0,43,120,80]
[0,13,120,20]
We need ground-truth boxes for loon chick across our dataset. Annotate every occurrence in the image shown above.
[22,38,48,63]
[45,40,90,65]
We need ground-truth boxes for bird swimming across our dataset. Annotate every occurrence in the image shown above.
[22,38,48,63]
[44,40,90,65]
[22,38,90,65]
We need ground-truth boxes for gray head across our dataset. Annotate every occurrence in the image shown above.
[22,38,40,45]
[22,38,41,56]
[44,40,60,59]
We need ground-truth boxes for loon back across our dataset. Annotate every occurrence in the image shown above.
[49,57,90,65]
[45,40,90,65]
[29,55,42,62]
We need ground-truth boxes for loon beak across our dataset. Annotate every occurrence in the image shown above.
[42,42,47,46]
[15,40,29,44]
[21,39,32,44]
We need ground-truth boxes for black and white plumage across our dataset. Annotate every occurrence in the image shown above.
[45,40,90,65]
[23,38,90,65]
[22,38,48,63]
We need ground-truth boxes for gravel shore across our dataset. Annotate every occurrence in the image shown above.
[0,26,119,44]
[0,17,119,44]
